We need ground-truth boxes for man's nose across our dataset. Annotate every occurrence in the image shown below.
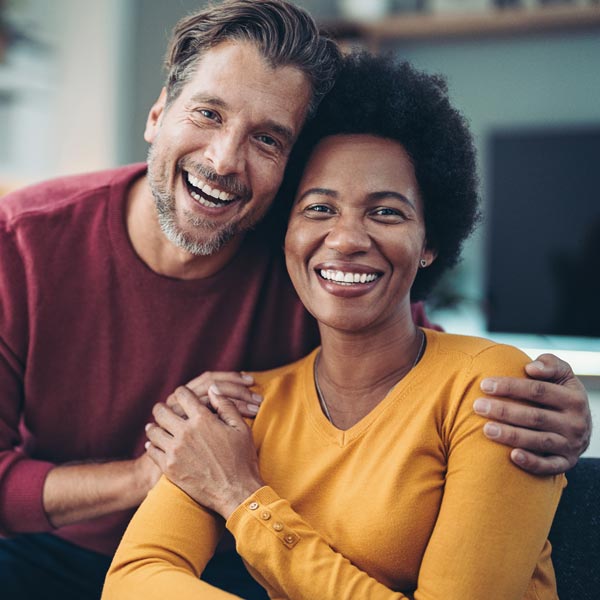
[204,129,246,176]
[325,216,371,255]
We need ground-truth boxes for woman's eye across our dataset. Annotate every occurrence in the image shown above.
[303,204,334,217]
[372,207,406,221]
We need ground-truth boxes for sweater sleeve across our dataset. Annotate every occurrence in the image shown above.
[225,345,563,600]
[227,486,409,599]
[0,221,55,534]
[103,476,241,600]
[414,344,564,599]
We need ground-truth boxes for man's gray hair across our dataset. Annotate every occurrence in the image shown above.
[164,0,341,119]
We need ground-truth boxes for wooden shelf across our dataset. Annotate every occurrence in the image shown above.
[321,5,600,47]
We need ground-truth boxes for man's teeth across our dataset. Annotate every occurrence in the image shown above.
[319,269,379,284]
[187,172,235,202]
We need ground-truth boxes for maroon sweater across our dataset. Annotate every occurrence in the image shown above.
[0,164,436,556]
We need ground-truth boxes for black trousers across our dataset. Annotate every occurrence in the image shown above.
[0,532,269,600]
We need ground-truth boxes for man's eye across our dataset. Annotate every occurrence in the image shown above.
[256,134,279,148]
[198,109,219,121]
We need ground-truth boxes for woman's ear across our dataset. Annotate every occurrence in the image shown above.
[420,244,438,268]
[144,88,168,143]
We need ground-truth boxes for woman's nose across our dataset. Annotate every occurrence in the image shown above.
[324,217,371,255]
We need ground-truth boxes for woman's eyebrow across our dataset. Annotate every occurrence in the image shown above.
[368,191,416,210]
[297,188,338,202]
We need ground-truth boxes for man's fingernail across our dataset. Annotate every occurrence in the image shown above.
[473,399,491,415]
[145,423,152,431]
[247,404,259,414]
[144,441,151,450]
[252,393,263,404]
[480,379,497,393]
[513,450,527,465]
[530,360,545,371]
[241,373,254,383]
[484,423,501,438]
[209,383,222,395]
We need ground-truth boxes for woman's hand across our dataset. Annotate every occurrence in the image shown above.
[145,385,264,519]
[473,353,591,475]
[167,371,262,419]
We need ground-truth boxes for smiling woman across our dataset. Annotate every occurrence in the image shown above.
[285,135,435,336]
[104,52,564,600]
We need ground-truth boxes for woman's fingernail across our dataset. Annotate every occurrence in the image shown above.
[480,378,497,393]
[144,441,151,450]
[530,360,545,371]
[145,423,152,431]
[209,383,222,395]
[484,423,501,438]
[252,393,263,404]
[473,399,491,415]
[241,373,254,383]
[247,404,259,414]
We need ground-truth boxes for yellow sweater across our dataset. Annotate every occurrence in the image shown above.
[104,330,564,599]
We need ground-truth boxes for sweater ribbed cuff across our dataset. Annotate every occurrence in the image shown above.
[0,457,56,534]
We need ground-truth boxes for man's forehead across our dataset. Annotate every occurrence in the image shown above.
[180,41,311,132]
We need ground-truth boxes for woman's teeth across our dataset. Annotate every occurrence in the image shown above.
[319,269,379,284]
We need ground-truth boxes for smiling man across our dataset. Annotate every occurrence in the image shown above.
[0,1,591,599]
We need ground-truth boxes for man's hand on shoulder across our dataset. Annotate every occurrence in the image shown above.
[473,353,592,476]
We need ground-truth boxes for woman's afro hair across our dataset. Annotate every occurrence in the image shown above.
[279,51,481,301]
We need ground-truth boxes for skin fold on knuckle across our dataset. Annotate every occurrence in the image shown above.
[504,426,519,446]
[493,400,510,421]
[528,407,548,429]
[529,380,547,400]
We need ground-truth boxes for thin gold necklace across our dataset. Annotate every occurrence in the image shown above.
[313,329,426,424]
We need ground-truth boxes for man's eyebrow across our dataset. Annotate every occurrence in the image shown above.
[264,120,295,147]
[188,93,295,146]
[189,93,228,108]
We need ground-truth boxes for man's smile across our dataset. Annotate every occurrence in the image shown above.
[184,170,239,208]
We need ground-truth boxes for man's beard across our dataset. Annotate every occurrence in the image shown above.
[146,145,249,257]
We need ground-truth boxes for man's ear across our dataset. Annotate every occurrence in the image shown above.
[144,88,167,143]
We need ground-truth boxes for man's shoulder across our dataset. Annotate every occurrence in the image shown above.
[0,163,146,226]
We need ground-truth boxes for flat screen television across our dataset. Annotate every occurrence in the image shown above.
[486,126,600,339]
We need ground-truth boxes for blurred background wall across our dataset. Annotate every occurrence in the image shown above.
[1,0,598,453]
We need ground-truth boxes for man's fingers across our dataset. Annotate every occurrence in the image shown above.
[185,371,254,396]
[144,441,167,470]
[473,397,566,434]
[482,420,569,455]
[525,353,582,389]
[480,376,573,410]
[207,381,262,407]
[152,401,188,434]
[508,448,572,476]
[173,385,210,418]
[205,383,261,418]
[145,422,173,451]
[208,388,245,429]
